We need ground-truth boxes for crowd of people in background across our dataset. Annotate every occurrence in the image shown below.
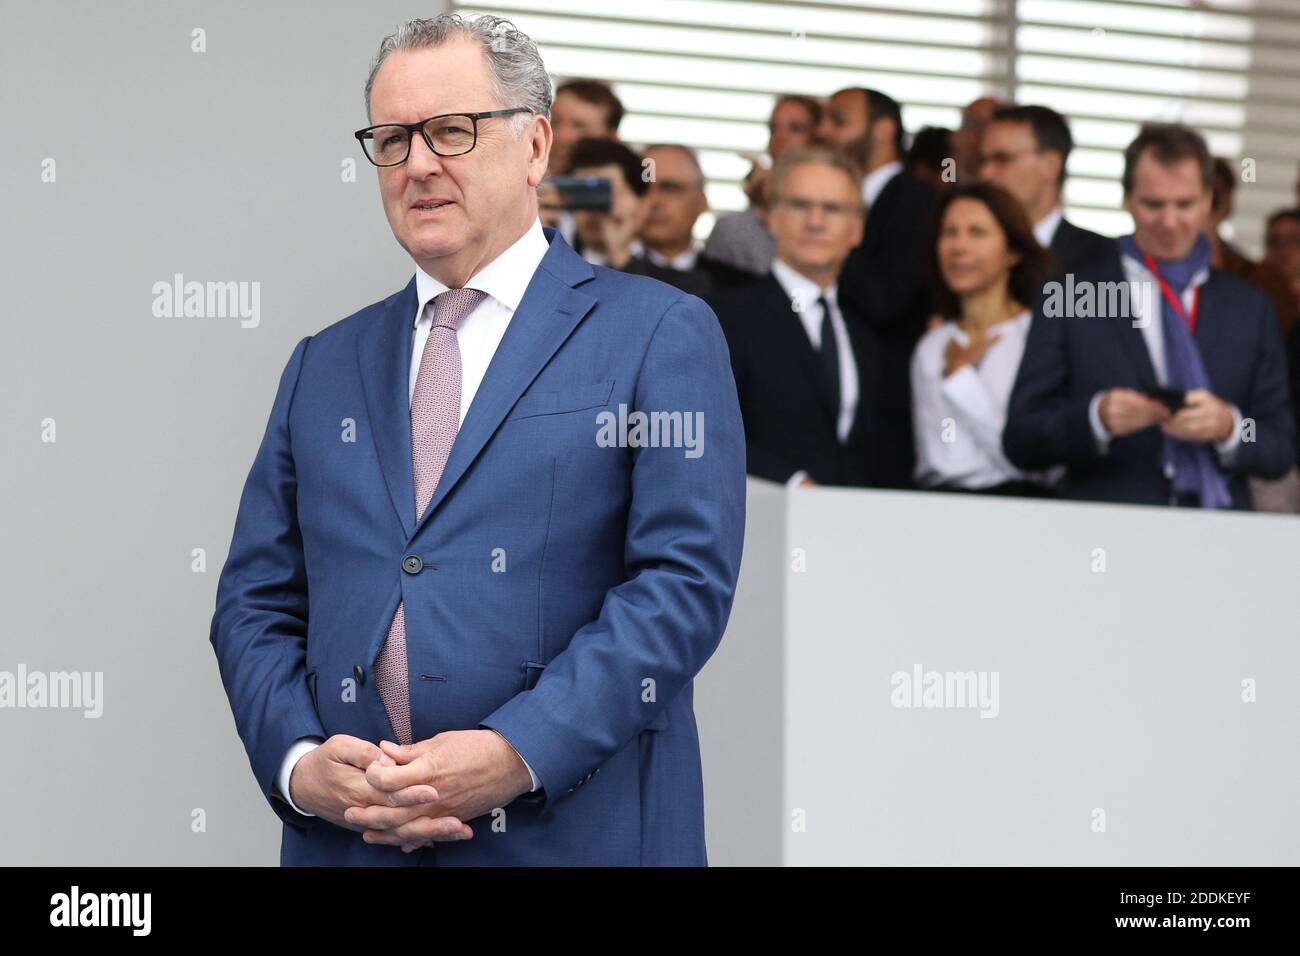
[538,78,1300,512]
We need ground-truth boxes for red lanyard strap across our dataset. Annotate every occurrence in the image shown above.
[1142,252,1201,334]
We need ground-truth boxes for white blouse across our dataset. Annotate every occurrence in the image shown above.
[910,310,1050,490]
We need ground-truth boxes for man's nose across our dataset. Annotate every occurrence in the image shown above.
[404,132,445,178]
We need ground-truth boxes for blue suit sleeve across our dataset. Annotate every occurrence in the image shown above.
[209,335,327,830]
[480,294,747,813]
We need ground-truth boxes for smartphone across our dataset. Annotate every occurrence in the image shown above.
[1145,387,1187,412]
[547,175,612,212]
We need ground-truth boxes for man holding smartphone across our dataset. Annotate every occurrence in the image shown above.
[1004,124,1293,508]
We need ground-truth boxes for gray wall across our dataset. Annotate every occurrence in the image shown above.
[1,0,449,866]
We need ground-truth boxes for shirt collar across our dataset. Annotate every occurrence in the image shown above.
[646,240,702,271]
[862,160,903,208]
[771,257,837,310]
[1034,206,1064,248]
[413,216,549,326]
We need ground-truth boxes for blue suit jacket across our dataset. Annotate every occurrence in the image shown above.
[209,228,746,865]
[1004,247,1294,507]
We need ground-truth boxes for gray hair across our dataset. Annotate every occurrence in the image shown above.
[364,14,553,135]
[767,147,865,211]
[644,143,706,188]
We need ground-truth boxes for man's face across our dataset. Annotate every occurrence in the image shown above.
[768,99,817,160]
[367,39,550,283]
[978,120,1059,220]
[550,90,613,174]
[816,89,871,163]
[768,163,864,279]
[640,147,707,251]
[1265,217,1300,281]
[1123,152,1212,261]
[569,162,644,253]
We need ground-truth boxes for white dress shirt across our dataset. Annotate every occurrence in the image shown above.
[911,310,1051,489]
[861,160,903,209]
[769,257,860,486]
[1085,252,1242,471]
[276,218,549,816]
[645,240,703,271]
[1034,206,1064,249]
[582,238,643,267]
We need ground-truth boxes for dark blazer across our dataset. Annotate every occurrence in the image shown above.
[623,252,762,298]
[710,273,885,486]
[1049,217,1114,275]
[1003,247,1294,508]
[836,170,936,488]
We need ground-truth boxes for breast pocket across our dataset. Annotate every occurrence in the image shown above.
[506,379,615,421]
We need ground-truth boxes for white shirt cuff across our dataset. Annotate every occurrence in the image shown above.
[490,729,539,792]
[1088,391,1112,454]
[277,737,324,816]
[1214,403,1244,467]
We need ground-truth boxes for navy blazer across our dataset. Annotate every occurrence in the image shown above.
[209,228,746,865]
[1003,247,1294,507]
[710,273,886,486]
[1050,217,1114,275]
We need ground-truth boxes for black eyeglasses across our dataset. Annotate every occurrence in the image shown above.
[354,108,534,167]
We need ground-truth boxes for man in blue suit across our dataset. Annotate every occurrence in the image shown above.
[208,13,745,866]
[1004,123,1294,507]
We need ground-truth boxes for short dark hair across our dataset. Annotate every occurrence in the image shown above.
[555,78,625,133]
[1266,207,1300,233]
[1122,123,1213,196]
[906,126,952,175]
[928,182,1058,319]
[861,87,906,159]
[991,104,1073,187]
[567,136,648,196]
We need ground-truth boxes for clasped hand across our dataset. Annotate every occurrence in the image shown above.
[288,729,534,853]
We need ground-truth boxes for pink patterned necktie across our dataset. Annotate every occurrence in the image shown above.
[375,286,487,744]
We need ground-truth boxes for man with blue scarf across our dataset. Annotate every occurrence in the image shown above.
[1004,123,1293,508]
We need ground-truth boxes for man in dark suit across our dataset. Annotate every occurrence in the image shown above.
[1004,124,1293,508]
[624,143,757,297]
[711,148,885,486]
[816,86,932,487]
[979,104,1112,273]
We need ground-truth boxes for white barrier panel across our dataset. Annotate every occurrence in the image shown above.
[697,479,1300,865]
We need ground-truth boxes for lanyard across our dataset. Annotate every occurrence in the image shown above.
[1142,252,1201,334]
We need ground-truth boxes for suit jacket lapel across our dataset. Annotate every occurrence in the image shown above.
[357,276,419,539]
[1193,274,1231,390]
[769,275,839,428]
[357,229,596,543]
[1100,251,1159,389]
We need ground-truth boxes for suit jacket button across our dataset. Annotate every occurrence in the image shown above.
[402,555,423,574]
[353,664,365,685]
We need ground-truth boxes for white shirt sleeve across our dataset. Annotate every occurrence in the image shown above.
[277,736,325,817]
[1088,390,1112,455]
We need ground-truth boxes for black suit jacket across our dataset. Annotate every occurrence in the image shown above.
[623,253,763,299]
[1004,248,1295,508]
[1049,218,1114,275]
[710,273,885,486]
[836,170,935,487]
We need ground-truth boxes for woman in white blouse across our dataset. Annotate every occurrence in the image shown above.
[911,182,1058,495]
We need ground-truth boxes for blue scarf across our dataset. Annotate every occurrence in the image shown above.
[1116,233,1232,509]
